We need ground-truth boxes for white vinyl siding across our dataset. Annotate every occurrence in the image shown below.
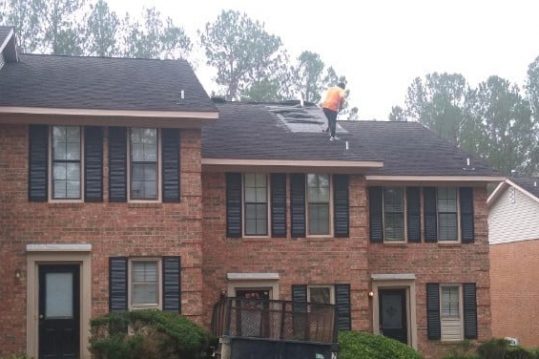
[489,186,539,245]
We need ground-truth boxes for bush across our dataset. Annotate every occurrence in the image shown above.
[90,310,212,359]
[338,331,423,359]
[477,339,537,359]
[443,340,480,359]
[0,356,32,359]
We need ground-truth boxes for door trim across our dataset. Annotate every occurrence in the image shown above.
[27,251,92,359]
[371,277,417,349]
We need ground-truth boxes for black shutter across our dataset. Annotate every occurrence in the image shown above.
[426,283,441,340]
[226,173,242,238]
[162,129,181,203]
[109,257,128,312]
[335,284,351,331]
[162,256,181,313]
[333,175,349,237]
[368,187,383,243]
[463,283,478,339]
[292,284,308,338]
[407,187,421,243]
[271,173,287,237]
[460,187,475,244]
[424,187,438,243]
[28,125,48,202]
[290,174,306,237]
[108,127,127,202]
[84,126,103,202]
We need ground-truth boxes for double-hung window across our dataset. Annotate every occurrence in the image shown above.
[383,187,405,242]
[307,174,331,236]
[440,284,463,341]
[437,188,458,241]
[130,128,159,201]
[308,285,335,305]
[130,259,161,309]
[51,126,82,200]
[243,173,269,236]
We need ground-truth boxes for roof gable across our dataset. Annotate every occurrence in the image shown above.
[488,177,539,207]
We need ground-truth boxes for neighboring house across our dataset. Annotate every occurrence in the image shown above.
[488,177,539,347]
[0,27,503,359]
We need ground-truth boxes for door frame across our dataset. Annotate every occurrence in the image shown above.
[378,288,408,344]
[26,249,92,359]
[371,277,417,349]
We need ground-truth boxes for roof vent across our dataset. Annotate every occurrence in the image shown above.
[534,181,537,187]
[345,141,350,150]
[462,157,475,171]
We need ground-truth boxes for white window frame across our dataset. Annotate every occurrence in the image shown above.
[439,284,464,342]
[382,187,407,243]
[241,173,271,238]
[127,128,162,203]
[128,258,162,310]
[305,174,333,237]
[436,187,461,243]
[48,125,84,203]
[307,285,335,305]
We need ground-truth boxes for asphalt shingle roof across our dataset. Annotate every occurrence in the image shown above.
[0,54,216,112]
[0,26,13,47]
[202,101,499,176]
[512,177,539,199]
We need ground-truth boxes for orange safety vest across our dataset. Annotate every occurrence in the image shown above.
[322,87,345,112]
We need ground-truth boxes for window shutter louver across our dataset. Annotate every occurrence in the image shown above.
[109,257,128,312]
[460,187,475,243]
[271,173,287,237]
[407,187,421,242]
[226,173,242,238]
[162,129,181,202]
[290,174,306,237]
[108,127,127,202]
[368,187,383,243]
[28,125,48,201]
[335,284,351,331]
[292,284,308,338]
[162,256,181,313]
[84,126,103,202]
[333,175,349,237]
[423,187,438,243]
[426,283,441,340]
[463,283,478,339]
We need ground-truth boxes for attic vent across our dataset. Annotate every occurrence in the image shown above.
[266,104,348,134]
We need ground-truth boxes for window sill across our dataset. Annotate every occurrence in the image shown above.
[437,242,462,247]
[127,202,163,208]
[47,201,85,208]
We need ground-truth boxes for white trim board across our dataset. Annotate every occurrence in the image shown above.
[0,28,14,55]
[227,273,280,280]
[487,179,539,207]
[26,244,92,252]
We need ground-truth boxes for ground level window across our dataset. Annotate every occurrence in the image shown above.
[440,284,463,341]
[130,259,161,309]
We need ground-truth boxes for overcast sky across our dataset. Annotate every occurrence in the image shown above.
[108,0,539,120]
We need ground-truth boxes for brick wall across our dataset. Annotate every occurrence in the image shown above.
[0,124,205,355]
[490,239,539,347]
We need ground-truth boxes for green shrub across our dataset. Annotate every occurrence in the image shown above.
[338,331,422,359]
[476,339,538,359]
[443,340,480,359]
[0,356,33,359]
[89,310,212,359]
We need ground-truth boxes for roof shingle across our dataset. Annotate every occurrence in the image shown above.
[512,177,539,199]
[0,54,216,112]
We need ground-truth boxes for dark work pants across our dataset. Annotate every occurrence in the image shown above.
[323,108,338,137]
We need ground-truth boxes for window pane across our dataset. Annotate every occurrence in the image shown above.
[131,162,157,200]
[52,126,81,199]
[310,287,331,304]
[309,203,329,235]
[441,286,460,318]
[245,203,267,235]
[45,272,73,319]
[131,143,144,161]
[53,163,67,180]
[66,142,80,160]
[439,213,458,241]
[307,174,330,203]
[384,188,405,241]
[132,261,158,306]
[54,180,67,198]
[384,188,404,212]
[437,188,457,212]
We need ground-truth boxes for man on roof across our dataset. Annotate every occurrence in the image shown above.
[321,82,346,141]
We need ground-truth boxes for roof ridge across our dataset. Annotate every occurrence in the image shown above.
[19,53,190,64]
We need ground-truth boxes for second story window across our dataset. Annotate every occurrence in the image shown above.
[243,173,269,236]
[437,188,458,241]
[383,188,405,242]
[307,174,331,236]
[130,128,158,201]
[51,126,82,200]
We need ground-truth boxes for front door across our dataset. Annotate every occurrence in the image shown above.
[39,264,80,359]
[235,289,270,337]
[379,289,408,344]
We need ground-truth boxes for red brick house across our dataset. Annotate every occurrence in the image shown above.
[488,177,539,347]
[0,27,502,359]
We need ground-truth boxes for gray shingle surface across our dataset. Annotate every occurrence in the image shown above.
[0,54,216,112]
[202,101,499,176]
[0,26,13,47]
[512,177,539,199]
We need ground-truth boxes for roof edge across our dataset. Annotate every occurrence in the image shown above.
[487,178,539,207]
[366,175,506,183]
[0,106,219,119]
[202,158,384,170]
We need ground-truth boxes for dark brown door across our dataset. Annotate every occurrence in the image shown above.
[379,289,408,344]
[235,289,270,337]
[39,264,80,359]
